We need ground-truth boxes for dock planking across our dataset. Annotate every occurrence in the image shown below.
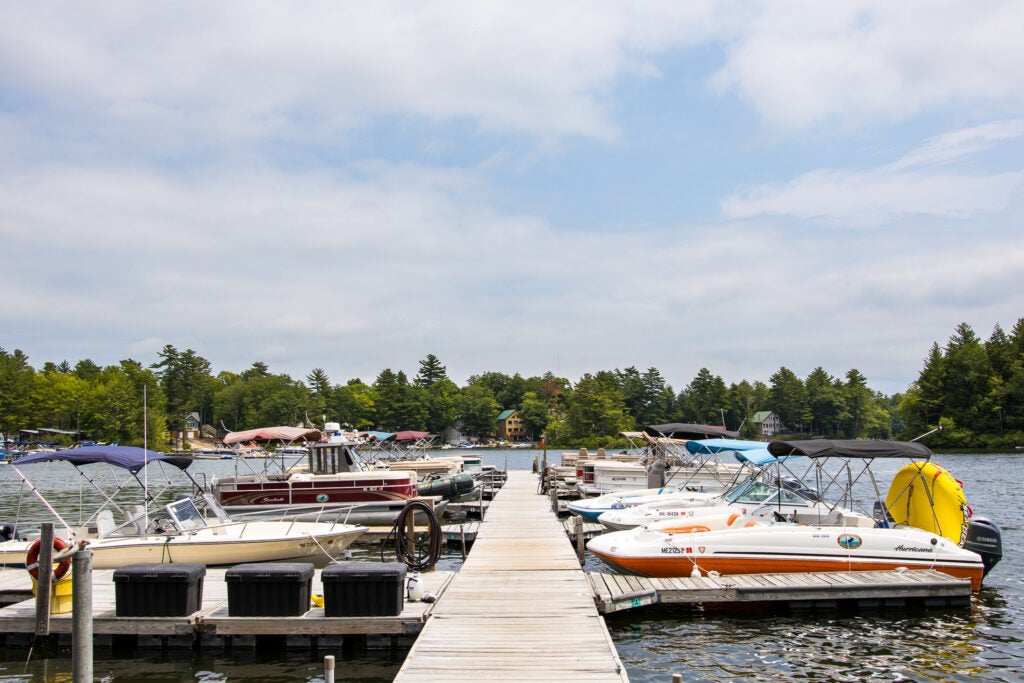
[0,567,454,640]
[393,469,628,683]
[588,568,973,614]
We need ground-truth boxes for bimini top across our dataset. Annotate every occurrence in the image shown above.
[685,438,776,466]
[643,423,738,439]
[13,445,192,473]
[767,439,932,460]
[223,426,322,444]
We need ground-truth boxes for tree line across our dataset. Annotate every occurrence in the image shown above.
[1,319,1022,450]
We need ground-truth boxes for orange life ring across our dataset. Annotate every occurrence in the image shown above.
[25,537,72,581]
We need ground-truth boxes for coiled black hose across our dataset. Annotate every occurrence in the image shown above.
[382,500,442,572]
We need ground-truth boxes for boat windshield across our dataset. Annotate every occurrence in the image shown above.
[166,497,208,531]
[723,480,813,506]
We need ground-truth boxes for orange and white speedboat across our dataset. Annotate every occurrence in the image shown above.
[588,439,1002,591]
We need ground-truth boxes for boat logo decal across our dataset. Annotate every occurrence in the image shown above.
[837,534,862,550]
[316,494,329,502]
[894,544,934,553]
[698,546,706,554]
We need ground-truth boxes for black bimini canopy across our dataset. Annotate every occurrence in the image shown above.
[767,439,932,460]
[644,423,738,439]
[13,445,192,473]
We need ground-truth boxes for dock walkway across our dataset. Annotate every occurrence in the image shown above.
[394,469,628,683]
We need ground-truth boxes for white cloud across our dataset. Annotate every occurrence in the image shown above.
[891,119,1024,170]
[721,169,1024,223]
[710,2,1024,130]
[3,2,1024,400]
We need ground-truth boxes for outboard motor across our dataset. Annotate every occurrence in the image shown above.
[780,477,821,501]
[962,516,1003,575]
[0,523,18,541]
[647,461,667,489]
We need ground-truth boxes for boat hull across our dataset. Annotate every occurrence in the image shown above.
[212,470,417,509]
[587,522,987,591]
[0,523,367,570]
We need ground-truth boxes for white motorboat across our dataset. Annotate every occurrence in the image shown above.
[568,438,772,521]
[587,439,1003,591]
[596,476,849,531]
[1,446,367,569]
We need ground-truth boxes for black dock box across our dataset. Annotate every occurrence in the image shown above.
[225,562,314,617]
[112,563,206,617]
[321,561,406,617]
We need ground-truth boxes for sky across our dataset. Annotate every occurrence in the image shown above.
[2,2,1023,397]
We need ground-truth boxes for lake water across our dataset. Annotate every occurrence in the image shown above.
[0,449,1019,682]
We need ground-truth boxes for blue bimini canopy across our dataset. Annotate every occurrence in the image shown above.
[13,445,192,473]
[685,438,777,466]
[685,438,770,454]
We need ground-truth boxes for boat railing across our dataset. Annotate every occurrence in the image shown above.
[228,501,370,529]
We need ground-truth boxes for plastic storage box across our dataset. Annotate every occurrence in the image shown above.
[112,563,206,617]
[225,562,314,617]
[321,561,406,617]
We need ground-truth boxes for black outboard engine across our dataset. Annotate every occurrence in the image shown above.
[647,461,667,489]
[0,523,18,541]
[780,477,821,502]
[962,516,1003,575]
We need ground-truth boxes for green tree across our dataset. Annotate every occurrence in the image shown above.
[415,354,449,387]
[0,348,35,436]
[841,369,872,438]
[423,378,459,434]
[241,373,310,428]
[769,367,809,432]
[305,368,332,424]
[454,384,501,437]
[942,322,993,431]
[73,359,102,382]
[804,368,844,436]
[563,371,633,442]
[517,391,550,440]
[678,368,728,426]
[150,346,213,436]
[331,378,377,430]
[467,371,529,409]
[31,367,90,437]
[619,366,674,428]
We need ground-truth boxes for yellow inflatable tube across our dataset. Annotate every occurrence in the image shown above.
[885,461,970,545]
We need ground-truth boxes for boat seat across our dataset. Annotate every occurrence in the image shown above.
[95,509,116,538]
[122,505,149,535]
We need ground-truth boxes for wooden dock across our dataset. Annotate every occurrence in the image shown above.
[0,567,454,645]
[0,467,976,671]
[588,568,973,614]
[394,469,628,682]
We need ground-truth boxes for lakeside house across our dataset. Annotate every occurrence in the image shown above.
[753,411,784,438]
[496,409,528,442]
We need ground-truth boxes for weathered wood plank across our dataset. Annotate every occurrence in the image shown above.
[394,471,628,683]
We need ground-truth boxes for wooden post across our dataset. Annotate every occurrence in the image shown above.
[549,482,558,512]
[574,515,585,564]
[72,545,92,683]
[324,655,335,683]
[34,523,55,637]
[405,507,416,560]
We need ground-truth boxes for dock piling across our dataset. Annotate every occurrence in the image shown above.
[71,546,92,683]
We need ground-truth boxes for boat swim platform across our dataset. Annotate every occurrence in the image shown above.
[393,469,629,682]
[588,568,973,614]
